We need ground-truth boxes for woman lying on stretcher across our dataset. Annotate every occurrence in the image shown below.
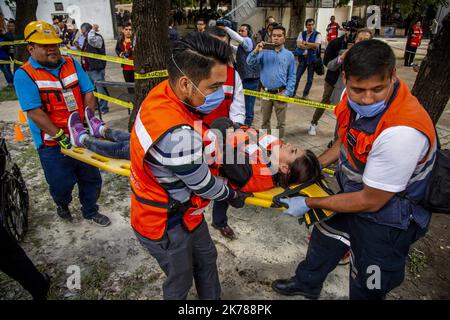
[208,117,324,193]
[67,110,323,192]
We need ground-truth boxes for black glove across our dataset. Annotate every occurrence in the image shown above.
[52,128,72,149]
[228,190,253,208]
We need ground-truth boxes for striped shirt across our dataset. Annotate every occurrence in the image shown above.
[144,126,233,204]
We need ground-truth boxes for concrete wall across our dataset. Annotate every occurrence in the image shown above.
[36,0,115,40]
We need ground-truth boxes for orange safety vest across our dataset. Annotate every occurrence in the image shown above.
[409,25,423,47]
[212,125,280,193]
[203,65,235,126]
[335,79,435,173]
[327,22,339,42]
[21,57,85,146]
[129,79,219,241]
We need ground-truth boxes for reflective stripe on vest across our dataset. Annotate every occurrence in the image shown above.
[21,57,85,146]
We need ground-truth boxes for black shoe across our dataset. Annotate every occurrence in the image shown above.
[86,213,111,227]
[57,205,72,221]
[271,278,321,299]
[212,222,236,240]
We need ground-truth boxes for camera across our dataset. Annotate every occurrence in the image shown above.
[342,17,364,33]
[122,50,131,58]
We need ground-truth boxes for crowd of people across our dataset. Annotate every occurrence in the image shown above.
[2,8,444,302]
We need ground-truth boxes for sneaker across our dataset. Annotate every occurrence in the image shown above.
[68,112,88,147]
[56,204,72,221]
[85,107,105,138]
[86,213,111,227]
[308,124,317,136]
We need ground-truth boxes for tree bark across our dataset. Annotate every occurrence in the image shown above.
[129,0,170,131]
[14,0,38,71]
[288,0,307,39]
[411,14,450,125]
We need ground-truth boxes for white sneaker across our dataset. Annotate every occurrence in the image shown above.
[308,124,317,136]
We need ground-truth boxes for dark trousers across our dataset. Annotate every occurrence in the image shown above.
[311,81,334,125]
[294,214,427,299]
[83,128,130,160]
[0,64,13,85]
[122,69,135,94]
[294,55,315,97]
[212,200,229,228]
[0,225,48,299]
[37,145,102,219]
[404,45,417,66]
[135,220,221,300]
[242,78,259,126]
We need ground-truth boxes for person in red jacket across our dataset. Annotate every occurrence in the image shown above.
[326,16,341,42]
[404,20,423,66]
[115,22,134,93]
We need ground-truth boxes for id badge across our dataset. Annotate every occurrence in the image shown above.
[62,89,78,112]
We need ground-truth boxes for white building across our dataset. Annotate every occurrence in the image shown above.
[36,0,116,40]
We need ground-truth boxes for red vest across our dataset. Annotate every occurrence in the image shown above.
[21,57,85,146]
[203,65,235,126]
[327,22,339,42]
[409,25,423,47]
[129,80,218,240]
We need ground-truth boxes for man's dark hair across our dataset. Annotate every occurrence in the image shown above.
[343,39,395,80]
[272,25,285,36]
[196,17,206,24]
[205,26,228,39]
[80,22,92,33]
[122,22,132,29]
[169,32,232,86]
[305,18,315,26]
[241,23,252,36]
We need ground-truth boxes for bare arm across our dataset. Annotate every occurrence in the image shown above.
[305,42,320,50]
[318,139,341,167]
[83,92,96,112]
[306,184,395,213]
[26,108,60,137]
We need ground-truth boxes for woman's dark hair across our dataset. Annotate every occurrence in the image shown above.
[240,23,252,37]
[168,32,232,86]
[279,149,323,188]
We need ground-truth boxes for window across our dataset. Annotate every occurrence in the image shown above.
[54,2,64,11]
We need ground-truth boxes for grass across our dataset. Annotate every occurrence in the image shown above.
[408,248,427,277]
[0,86,17,101]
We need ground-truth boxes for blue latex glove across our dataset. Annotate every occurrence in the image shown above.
[280,196,310,217]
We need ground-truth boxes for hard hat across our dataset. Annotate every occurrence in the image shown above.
[24,20,62,45]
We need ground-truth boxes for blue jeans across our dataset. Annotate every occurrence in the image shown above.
[242,78,259,126]
[87,69,109,110]
[37,145,102,219]
[83,128,130,160]
[0,64,13,85]
[294,55,315,97]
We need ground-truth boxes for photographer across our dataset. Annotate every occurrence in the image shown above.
[115,22,134,93]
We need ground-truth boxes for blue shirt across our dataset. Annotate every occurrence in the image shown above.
[14,57,94,149]
[246,46,296,97]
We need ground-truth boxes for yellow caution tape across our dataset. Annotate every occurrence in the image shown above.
[134,69,168,80]
[61,48,134,66]
[93,92,133,109]
[0,40,28,46]
[243,89,335,110]
[0,59,24,65]
[322,168,335,175]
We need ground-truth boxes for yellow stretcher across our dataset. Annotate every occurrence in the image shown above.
[61,147,335,226]
[61,147,131,177]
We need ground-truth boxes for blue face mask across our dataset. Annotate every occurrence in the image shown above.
[347,84,392,118]
[194,87,225,114]
[171,54,225,114]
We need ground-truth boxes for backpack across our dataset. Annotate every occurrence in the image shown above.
[420,138,450,213]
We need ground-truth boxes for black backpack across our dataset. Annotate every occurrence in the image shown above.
[420,139,450,213]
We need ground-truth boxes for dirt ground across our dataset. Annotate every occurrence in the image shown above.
[0,40,449,300]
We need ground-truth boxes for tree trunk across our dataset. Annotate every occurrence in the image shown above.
[14,0,38,71]
[288,0,306,39]
[129,0,169,131]
[411,14,450,125]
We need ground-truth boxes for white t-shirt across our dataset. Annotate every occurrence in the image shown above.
[362,126,429,193]
[228,71,245,124]
[297,31,322,56]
